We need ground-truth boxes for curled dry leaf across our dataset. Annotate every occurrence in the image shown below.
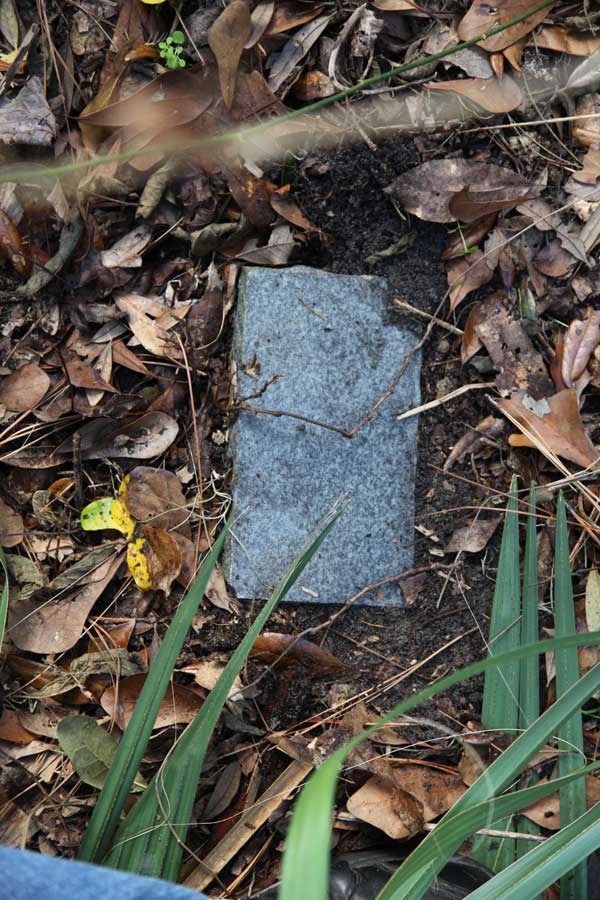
[425,75,522,114]
[180,658,243,700]
[457,0,555,53]
[0,210,30,277]
[347,775,424,840]
[7,552,123,654]
[251,633,345,675]
[534,27,600,57]
[444,415,505,470]
[574,149,600,185]
[0,363,50,412]
[0,497,23,548]
[447,250,495,311]
[442,214,496,260]
[100,673,203,729]
[347,764,465,840]
[100,224,152,269]
[116,293,187,359]
[0,710,35,745]
[573,93,600,148]
[385,160,534,224]
[499,389,599,469]
[551,309,600,392]
[461,301,485,365]
[208,0,251,109]
[445,517,501,554]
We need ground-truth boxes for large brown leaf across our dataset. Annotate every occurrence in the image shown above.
[0,363,50,412]
[208,1,251,110]
[251,633,345,675]
[457,0,556,53]
[499,389,599,469]
[120,466,189,535]
[385,160,534,224]
[425,75,522,114]
[551,309,600,392]
[101,673,203,729]
[8,552,123,654]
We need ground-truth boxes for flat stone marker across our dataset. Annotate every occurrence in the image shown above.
[225,266,420,605]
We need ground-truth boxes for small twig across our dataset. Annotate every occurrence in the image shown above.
[394,298,463,336]
[396,383,496,422]
[239,403,353,438]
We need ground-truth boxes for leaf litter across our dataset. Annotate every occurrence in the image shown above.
[2,0,600,891]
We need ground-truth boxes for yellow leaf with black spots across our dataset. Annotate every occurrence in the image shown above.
[80,498,135,538]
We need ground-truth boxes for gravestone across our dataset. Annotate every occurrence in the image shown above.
[225,266,421,605]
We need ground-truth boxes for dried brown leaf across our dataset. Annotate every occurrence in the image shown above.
[208,0,251,110]
[551,309,600,391]
[447,250,495,311]
[385,159,533,224]
[426,75,522,114]
[535,238,576,278]
[457,0,555,53]
[0,497,23,548]
[444,415,505,469]
[121,466,189,535]
[461,302,485,365]
[266,1,325,34]
[499,389,599,469]
[474,293,553,397]
[7,552,123,654]
[251,632,345,675]
[0,209,29,276]
[0,363,50,412]
[0,711,35,745]
[534,27,600,56]
[101,673,202,729]
[347,775,425,839]
[445,517,501,554]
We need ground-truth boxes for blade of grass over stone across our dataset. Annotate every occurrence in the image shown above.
[279,634,600,900]
[78,521,231,865]
[465,802,600,900]
[474,475,520,873]
[516,482,541,869]
[103,506,344,880]
[0,1,555,186]
[554,491,586,900]
[0,547,8,648]
[383,763,600,900]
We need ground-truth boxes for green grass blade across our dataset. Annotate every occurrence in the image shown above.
[482,475,521,730]
[387,762,600,900]
[103,506,344,879]
[0,546,9,649]
[554,491,586,900]
[475,476,521,873]
[516,482,541,870]
[279,634,600,900]
[78,521,230,865]
[464,802,600,900]
[520,482,540,728]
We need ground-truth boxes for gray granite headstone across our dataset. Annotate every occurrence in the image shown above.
[225,266,420,605]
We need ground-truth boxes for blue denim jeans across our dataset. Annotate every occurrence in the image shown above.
[0,848,210,900]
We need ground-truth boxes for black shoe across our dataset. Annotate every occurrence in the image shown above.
[250,849,490,899]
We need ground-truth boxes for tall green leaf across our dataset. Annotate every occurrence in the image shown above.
[78,522,230,864]
[554,491,586,900]
[516,482,541,869]
[279,634,600,900]
[482,474,521,730]
[475,476,521,873]
[102,506,343,880]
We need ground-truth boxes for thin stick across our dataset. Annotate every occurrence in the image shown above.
[394,298,463,335]
[396,383,496,422]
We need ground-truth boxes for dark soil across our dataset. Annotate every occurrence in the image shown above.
[215,138,506,734]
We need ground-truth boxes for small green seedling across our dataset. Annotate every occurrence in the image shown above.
[159,30,186,69]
